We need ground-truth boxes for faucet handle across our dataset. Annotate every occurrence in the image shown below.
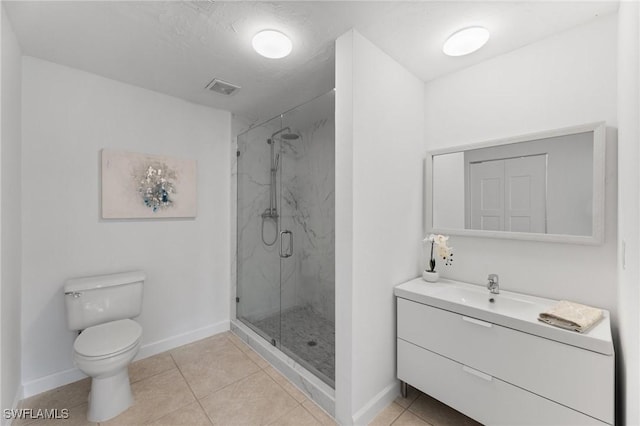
[487,274,499,294]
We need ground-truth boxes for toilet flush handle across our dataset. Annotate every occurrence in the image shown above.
[64,291,82,298]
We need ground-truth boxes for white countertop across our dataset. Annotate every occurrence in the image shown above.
[395,277,614,355]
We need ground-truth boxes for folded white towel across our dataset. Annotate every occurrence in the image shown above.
[538,300,603,333]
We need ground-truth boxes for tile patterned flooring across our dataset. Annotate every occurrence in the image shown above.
[15,331,479,426]
[371,386,481,426]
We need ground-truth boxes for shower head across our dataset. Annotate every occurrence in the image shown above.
[280,133,300,140]
[271,127,300,141]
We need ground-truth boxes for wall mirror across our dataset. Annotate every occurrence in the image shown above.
[425,122,605,244]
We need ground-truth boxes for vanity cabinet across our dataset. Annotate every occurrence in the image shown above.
[395,279,615,426]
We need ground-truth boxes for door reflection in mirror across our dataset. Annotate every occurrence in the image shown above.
[432,130,594,237]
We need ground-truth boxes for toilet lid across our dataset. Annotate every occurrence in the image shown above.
[74,319,142,358]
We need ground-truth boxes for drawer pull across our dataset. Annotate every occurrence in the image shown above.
[462,365,493,382]
[462,316,493,328]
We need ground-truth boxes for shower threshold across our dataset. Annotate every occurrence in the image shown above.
[230,319,335,417]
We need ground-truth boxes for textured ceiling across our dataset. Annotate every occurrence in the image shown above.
[4,1,618,124]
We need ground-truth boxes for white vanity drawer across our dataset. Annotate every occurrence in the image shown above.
[397,298,614,424]
[397,339,607,426]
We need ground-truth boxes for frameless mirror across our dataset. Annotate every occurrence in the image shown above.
[425,122,605,244]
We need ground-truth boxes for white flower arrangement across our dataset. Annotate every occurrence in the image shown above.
[423,234,454,273]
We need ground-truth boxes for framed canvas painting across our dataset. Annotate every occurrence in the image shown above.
[101,149,197,219]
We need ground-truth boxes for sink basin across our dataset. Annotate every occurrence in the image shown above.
[394,277,613,355]
[429,285,541,316]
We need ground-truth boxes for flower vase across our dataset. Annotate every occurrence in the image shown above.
[422,270,439,282]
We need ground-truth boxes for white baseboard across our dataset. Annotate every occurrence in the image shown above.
[20,320,230,399]
[351,381,400,426]
[135,320,229,360]
[20,368,87,401]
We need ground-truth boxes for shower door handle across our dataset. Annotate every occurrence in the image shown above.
[280,230,293,258]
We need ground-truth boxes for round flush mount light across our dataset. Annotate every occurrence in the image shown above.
[252,30,293,59]
[443,26,490,57]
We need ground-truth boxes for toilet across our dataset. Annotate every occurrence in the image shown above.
[64,270,145,422]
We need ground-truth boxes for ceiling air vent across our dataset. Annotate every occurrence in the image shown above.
[205,78,241,96]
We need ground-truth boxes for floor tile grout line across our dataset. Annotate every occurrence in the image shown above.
[193,399,215,426]
[227,334,315,404]
[403,394,461,426]
[167,336,262,401]
[129,357,178,386]
[303,399,337,425]
[230,332,331,415]
[197,368,266,404]
[195,368,277,426]
[389,405,437,426]
[172,336,249,426]
[18,378,92,412]
[387,406,407,426]
[227,330,330,413]
[223,332,258,358]
[302,402,324,425]
[168,351,215,426]
[396,404,408,425]
[119,366,198,426]
[22,355,178,425]
[265,400,307,426]
[169,351,199,400]
[300,401,332,426]
[264,367,310,404]
[227,331,253,354]
[261,366,301,402]
[255,368,315,424]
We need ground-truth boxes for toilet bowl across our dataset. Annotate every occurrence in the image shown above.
[73,319,142,422]
[64,271,145,422]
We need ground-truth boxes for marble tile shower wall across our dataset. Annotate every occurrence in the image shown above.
[235,113,335,325]
[288,118,335,321]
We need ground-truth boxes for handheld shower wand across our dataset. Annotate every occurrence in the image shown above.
[260,128,300,246]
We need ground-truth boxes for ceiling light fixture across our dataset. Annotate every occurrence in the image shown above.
[443,26,490,57]
[252,30,292,59]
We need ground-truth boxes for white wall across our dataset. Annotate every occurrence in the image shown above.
[335,30,424,425]
[424,15,618,312]
[20,57,231,396]
[1,5,23,416]
[616,3,640,425]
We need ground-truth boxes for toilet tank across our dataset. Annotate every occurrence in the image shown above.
[64,270,145,331]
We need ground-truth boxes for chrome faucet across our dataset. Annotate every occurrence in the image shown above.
[487,274,499,294]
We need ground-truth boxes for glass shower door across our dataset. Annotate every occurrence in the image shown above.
[236,118,283,346]
[236,90,335,388]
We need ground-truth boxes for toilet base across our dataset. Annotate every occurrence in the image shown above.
[87,368,134,422]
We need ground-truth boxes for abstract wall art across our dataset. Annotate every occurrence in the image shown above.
[101,149,197,219]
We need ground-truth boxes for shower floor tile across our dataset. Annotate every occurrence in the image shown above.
[252,305,335,385]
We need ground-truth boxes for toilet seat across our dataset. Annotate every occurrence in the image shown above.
[74,319,142,360]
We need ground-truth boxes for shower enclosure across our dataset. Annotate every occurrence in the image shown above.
[236,90,335,387]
